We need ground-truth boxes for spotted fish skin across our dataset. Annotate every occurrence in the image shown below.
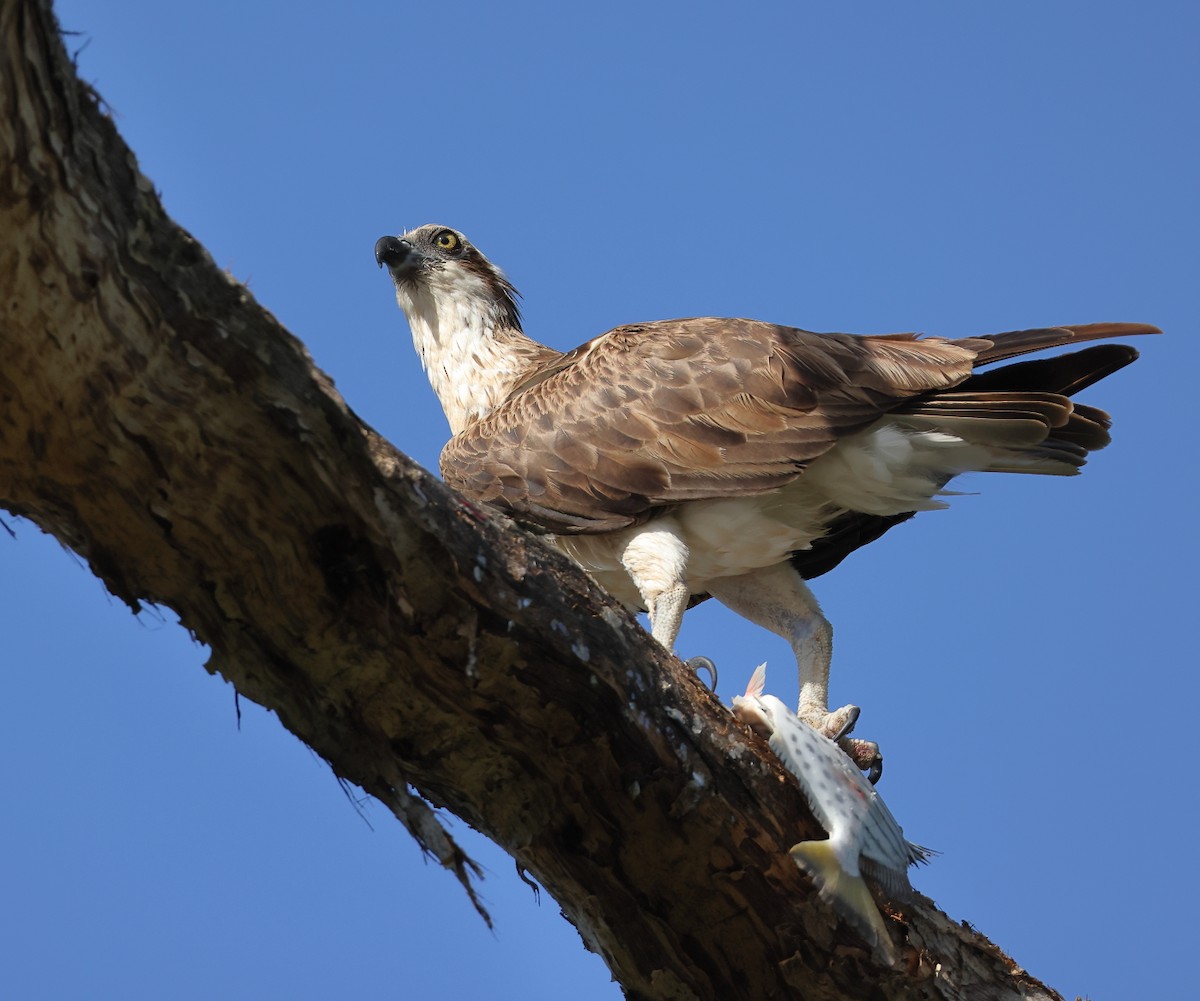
[732,664,934,965]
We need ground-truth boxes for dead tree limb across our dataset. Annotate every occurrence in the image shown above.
[0,2,1060,997]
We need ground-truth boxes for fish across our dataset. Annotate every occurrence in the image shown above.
[732,664,935,965]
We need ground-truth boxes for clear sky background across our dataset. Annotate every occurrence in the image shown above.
[3,3,1197,999]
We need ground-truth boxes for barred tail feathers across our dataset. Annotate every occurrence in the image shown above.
[789,841,897,966]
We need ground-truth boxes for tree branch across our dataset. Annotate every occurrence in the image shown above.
[0,2,1061,997]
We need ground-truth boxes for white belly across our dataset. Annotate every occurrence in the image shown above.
[553,423,993,607]
[555,490,832,606]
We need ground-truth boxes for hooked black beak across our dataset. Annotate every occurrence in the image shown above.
[374,235,413,271]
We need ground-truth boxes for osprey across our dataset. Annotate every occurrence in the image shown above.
[375,224,1155,775]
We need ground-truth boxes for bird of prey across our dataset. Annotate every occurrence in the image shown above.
[733,664,933,965]
[375,224,1155,774]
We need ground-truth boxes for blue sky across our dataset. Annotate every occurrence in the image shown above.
[3,2,1197,998]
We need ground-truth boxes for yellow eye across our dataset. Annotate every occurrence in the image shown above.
[434,230,461,251]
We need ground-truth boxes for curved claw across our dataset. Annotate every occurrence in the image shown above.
[838,736,884,783]
[685,655,718,691]
[829,704,860,742]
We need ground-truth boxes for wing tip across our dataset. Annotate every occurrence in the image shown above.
[1061,321,1162,338]
[972,322,1160,368]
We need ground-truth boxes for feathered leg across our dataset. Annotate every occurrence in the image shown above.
[708,562,882,776]
[619,521,691,649]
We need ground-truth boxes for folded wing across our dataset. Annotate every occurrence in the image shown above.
[440,319,1157,536]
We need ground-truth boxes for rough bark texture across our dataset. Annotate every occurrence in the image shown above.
[1,2,1062,998]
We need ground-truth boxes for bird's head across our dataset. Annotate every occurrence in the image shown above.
[375,224,522,334]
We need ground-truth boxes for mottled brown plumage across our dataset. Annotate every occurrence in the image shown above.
[441,320,1148,536]
[376,224,1157,775]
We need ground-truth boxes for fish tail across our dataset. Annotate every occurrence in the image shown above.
[789,841,897,965]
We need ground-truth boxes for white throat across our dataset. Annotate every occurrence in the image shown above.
[394,268,536,435]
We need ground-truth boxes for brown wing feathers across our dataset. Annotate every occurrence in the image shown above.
[961,343,1141,396]
[440,319,1156,534]
[787,324,1157,577]
[893,325,1159,461]
[442,321,867,530]
[964,322,1158,366]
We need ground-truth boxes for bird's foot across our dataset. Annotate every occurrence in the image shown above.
[685,656,718,691]
[838,737,884,785]
[799,703,861,741]
[799,703,884,783]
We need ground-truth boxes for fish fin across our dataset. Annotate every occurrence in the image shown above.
[744,663,767,699]
[906,841,940,867]
[789,841,898,966]
[859,856,915,904]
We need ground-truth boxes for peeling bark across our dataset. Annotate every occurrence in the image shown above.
[1,2,1063,998]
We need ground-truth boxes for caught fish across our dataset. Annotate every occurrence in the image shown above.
[732,664,935,965]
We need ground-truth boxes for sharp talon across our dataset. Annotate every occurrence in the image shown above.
[829,704,860,741]
[685,655,718,691]
[805,703,860,741]
[838,736,884,782]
